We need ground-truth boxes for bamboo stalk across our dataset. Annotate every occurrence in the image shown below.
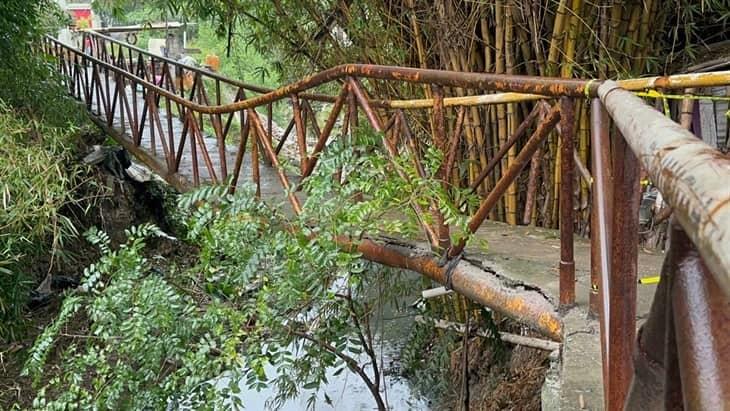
[546,0,569,76]
[578,101,590,230]
[505,1,518,225]
[495,0,508,220]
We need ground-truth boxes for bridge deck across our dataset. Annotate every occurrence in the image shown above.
[89,75,293,198]
[468,222,661,410]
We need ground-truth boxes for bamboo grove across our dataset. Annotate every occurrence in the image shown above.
[187,0,726,233]
[92,0,730,229]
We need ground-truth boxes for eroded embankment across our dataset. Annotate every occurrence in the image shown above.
[0,152,197,409]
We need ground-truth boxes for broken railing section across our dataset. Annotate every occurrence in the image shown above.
[47,34,730,408]
[348,237,563,342]
[45,35,570,342]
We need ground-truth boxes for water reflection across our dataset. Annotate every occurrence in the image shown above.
[227,280,431,410]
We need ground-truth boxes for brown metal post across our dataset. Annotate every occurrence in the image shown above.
[291,94,308,173]
[589,99,612,322]
[608,129,640,410]
[559,97,576,307]
[449,103,561,258]
[625,221,678,410]
[590,98,613,406]
[251,123,261,198]
[248,109,303,214]
[670,225,730,408]
[300,85,349,178]
[589,193,600,318]
[663,281,684,410]
[229,111,250,191]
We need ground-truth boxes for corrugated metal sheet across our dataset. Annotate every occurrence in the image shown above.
[699,86,729,149]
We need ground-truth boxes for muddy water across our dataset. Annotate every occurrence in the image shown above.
[227,273,432,410]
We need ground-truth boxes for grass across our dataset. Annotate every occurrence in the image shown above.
[0,102,90,341]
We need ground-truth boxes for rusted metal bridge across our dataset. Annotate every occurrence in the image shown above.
[44,31,730,410]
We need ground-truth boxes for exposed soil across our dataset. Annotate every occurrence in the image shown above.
[446,337,549,410]
[405,318,549,411]
[0,162,197,410]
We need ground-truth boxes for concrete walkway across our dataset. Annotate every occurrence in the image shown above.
[466,221,663,410]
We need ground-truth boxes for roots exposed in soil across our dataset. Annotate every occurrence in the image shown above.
[403,318,549,411]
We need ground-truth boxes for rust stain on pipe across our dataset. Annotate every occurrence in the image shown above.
[670,225,730,409]
[349,238,563,341]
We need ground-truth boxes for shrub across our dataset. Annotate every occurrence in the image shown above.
[0,103,87,341]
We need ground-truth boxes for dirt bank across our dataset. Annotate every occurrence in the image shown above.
[0,160,196,409]
[403,319,549,410]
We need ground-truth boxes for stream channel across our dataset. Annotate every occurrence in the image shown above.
[220,272,433,410]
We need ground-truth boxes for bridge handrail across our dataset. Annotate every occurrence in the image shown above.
[599,81,730,298]
[79,29,338,103]
[47,34,730,115]
[44,30,730,409]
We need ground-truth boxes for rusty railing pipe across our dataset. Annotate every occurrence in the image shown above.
[589,98,613,403]
[598,81,730,297]
[48,36,730,117]
[448,103,561,258]
[559,97,576,307]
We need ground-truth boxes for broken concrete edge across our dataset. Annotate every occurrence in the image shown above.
[89,112,564,343]
[550,306,605,411]
[352,236,563,342]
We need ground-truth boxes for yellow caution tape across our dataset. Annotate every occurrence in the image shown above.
[634,90,730,118]
[638,275,660,285]
[634,89,730,102]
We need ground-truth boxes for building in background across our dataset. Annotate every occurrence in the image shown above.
[55,0,100,45]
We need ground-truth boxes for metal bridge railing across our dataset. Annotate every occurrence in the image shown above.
[43,31,730,410]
